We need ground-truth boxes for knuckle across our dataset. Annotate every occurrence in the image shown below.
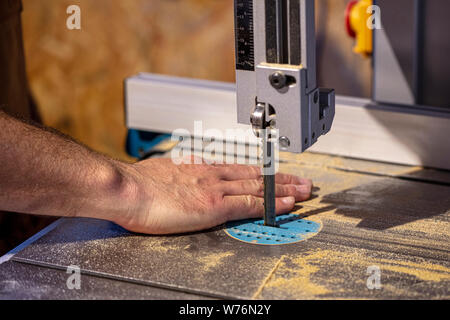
[275,173,287,184]
[189,176,201,185]
[207,167,222,182]
[287,185,297,195]
[286,174,295,184]
[198,176,217,185]
[252,166,262,177]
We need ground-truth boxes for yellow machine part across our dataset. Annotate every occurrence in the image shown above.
[348,0,374,57]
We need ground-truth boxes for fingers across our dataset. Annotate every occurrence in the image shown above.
[216,164,312,188]
[216,165,262,181]
[220,179,311,202]
[275,173,313,188]
[221,195,296,221]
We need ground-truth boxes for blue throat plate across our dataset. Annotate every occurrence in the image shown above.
[225,213,321,245]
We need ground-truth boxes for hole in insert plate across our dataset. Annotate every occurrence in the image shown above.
[225,214,322,246]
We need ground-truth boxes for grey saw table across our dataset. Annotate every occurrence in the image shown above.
[1,150,449,300]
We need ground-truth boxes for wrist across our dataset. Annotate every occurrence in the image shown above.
[82,160,142,225]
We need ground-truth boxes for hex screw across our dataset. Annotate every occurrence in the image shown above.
[269,72,287,90]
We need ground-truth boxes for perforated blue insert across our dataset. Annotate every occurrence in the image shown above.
[225,213,321,245]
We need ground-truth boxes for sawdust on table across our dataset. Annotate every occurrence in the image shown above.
[140,238,182,254]
[198,251,234,272]
[281,156,450,240]
[292,204,449,256]
[260,248,450,299]
[375,258,450,282]
[402,219,450,238]
[281,164,370,198]
[139,240,236,273]
[281,152,423,177]
[264,254,331,297]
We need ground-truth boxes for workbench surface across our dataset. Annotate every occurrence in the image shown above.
[1,152,449,299]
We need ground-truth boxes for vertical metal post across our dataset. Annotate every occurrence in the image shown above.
[263,121,277,227]
[251,103,277,228]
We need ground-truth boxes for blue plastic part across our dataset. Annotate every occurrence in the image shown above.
[225,213,321,245]
[126,129,171,158]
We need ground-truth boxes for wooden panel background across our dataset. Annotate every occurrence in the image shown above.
[21,0,371,161]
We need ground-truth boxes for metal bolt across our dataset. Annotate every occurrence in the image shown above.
[250,103,265,129]
[269,72,287,90]
[279,136,290,149]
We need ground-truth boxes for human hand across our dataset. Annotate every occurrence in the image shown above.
[115,158,313,234]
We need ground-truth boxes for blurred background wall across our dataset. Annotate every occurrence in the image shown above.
[21,0,371,161]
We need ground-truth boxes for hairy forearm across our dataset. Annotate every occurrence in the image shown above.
[0,111,312,235]
[0,111,136,222]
